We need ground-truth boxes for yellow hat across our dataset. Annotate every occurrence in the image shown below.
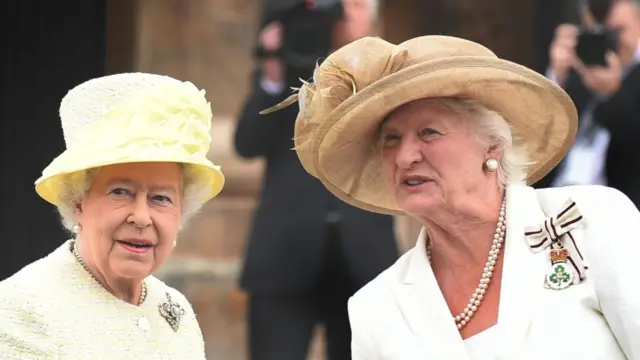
[263,36,578,215]
[35,72,225,206]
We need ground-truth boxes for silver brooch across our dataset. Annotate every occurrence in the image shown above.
[158,292,186,332]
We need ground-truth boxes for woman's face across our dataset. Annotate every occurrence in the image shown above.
[380,99,494,217]
[75,162,182,281]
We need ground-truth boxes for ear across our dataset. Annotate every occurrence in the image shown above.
[74,202,84,219]
[486,145,502,160]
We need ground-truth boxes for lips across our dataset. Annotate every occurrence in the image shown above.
[116,239,154,254]
[400,175,431,187]
[117,240,152,248]
[404,179,426,186]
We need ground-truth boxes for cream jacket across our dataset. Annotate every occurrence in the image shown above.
[0,241,206,359]
[348,184,640,360]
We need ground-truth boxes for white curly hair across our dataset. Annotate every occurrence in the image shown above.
[55,164,210,234]
[439,97,532,188]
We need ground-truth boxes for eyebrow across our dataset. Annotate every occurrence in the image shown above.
[377,116,391,134]
[106,178,179,194]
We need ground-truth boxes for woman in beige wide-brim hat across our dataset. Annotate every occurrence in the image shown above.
[0,73,224,359]
[264,36,640,359]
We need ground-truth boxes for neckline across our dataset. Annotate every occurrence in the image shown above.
[464,325,498,343]
[59,240,154,310]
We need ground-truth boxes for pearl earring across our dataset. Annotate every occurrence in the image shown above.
[484,158,499,172]
[72,223,81,234]
[173,240,177,248]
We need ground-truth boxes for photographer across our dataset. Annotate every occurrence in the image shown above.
[538,0,640,209]
[233,1,398,359]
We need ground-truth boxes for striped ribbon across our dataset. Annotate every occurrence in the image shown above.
[524,199,588,281]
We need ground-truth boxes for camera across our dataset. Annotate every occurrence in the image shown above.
[576,25,618,66]
[575,0,618,66]
[256,0,344,84]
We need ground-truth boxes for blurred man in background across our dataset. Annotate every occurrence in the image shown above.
[538,0,640,209]
[234,0,399,359]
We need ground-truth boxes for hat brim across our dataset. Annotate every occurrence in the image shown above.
[35,145,225,207]
[309,56,578,215]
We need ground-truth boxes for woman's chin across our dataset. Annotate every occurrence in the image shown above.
[397,193,440,216]
[111,262,153,280]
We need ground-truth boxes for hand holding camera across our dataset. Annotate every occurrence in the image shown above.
[575,50,623,97]
[573,24,622,97]
[550,22,622,96]
[549,24,579,84]
[256,0,344,90]
[259,21,285,85]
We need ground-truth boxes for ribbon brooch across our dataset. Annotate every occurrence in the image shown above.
[524,199,587,290]
[159,292,187,332]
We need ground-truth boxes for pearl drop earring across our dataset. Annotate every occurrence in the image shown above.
[72,223,81,234]
[484,158,499,172]
[173,240,177,248]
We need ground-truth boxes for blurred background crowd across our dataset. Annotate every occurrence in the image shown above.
[2,0,639,358]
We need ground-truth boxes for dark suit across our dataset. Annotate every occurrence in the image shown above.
[234,71,398,360]
[535,65,640,209]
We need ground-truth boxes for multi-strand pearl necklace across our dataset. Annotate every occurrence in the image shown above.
[71,241,148,306]
[426,197,506,330]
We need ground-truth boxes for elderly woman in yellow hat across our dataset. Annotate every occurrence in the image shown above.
[263,36,640,359]
[0,73,224,359]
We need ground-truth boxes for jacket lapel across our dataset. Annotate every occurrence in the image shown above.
[495,184,550,359]
[395,228,470,360]
[393,185,551,359]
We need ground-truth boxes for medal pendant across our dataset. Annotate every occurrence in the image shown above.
[545,246,574,290]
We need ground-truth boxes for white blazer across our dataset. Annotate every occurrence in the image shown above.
[348,184,640,360]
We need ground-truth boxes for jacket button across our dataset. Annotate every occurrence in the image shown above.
[138,316,150,331]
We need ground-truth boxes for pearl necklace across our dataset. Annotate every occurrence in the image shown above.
[71,241,148,306]
[426,197,506,330]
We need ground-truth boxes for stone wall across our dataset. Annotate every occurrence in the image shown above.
[381,0,537,68]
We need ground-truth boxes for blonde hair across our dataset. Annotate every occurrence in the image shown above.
[55,164,209,233]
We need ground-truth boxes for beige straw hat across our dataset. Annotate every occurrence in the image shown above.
[262,35,578,215]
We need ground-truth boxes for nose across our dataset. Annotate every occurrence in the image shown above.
[395,136,423,169]
[127,193,152,229]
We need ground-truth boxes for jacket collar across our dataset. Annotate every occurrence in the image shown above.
[394,184,549,359]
